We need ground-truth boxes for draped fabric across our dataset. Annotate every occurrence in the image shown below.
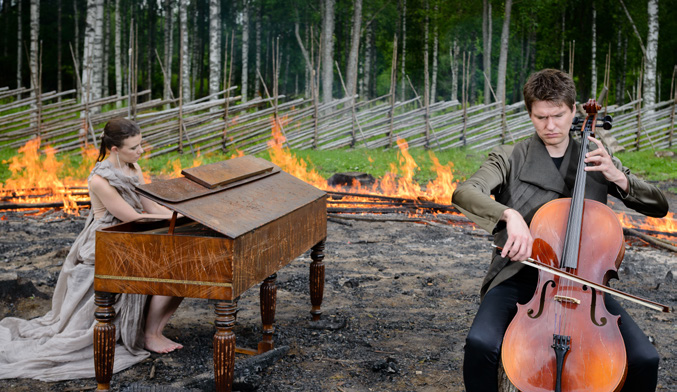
[0,160,150,381]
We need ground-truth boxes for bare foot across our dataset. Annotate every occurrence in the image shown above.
[161,334,183,350]
[144,334,182,353]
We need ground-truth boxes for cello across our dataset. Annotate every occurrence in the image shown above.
[501,99,628,392]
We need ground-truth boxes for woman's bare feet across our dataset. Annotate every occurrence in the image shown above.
[144,333,183,354]
[144,295,185,354]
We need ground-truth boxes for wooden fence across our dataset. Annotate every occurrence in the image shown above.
[1,86,675,158]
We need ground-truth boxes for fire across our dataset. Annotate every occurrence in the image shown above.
[616,211,677,237]
[0,137,92,213]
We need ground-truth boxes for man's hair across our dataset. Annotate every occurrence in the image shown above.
[523,69,576,114]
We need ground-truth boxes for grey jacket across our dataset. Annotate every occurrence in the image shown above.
[452,134,668,298]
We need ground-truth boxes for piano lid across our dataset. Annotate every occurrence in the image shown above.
[135,156,326,239]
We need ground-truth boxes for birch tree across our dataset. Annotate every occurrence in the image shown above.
[180,0,191,102]
[241,0,250,102]
[321,0,335,103]
[255,1,261,97]
[209,0,221,102]
[482,0,492,104]
[450,39,459,102]
[164,0,174,103]
[400,0,406,101]
[643,0,659,107]
[17,0,22,92]
[102,0,109,97]
[82,0,104,111]
[496,0,512,105]
[364,23,373,99]
[430,0,438,104]
[29,0,39,124]
[115,0,122,107]
[345,0,363,100]
[58,0,63,95]
[29,0,39,97]
[591,0,597,98]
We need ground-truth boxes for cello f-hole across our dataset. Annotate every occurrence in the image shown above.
[584,285,608,327]
[528,280,556,319]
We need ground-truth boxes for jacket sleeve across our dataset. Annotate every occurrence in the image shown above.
[608,156,669,218]
[452,146,511,233]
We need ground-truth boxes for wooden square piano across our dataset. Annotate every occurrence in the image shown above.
[93,156,327,391]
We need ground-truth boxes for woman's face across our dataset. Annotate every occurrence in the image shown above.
[112,133,144,165]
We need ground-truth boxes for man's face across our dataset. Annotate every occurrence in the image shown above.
[529,100,576,153]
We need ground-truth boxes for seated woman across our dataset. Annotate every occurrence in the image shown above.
[0,118,184,382]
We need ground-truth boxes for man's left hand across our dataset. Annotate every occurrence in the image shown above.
[584,136,629,193]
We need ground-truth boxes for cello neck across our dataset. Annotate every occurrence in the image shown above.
[560,99,599,269]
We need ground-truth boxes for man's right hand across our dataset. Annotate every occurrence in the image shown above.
[499,208,534,261]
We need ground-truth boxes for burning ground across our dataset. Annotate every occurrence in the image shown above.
[0,187,676,392]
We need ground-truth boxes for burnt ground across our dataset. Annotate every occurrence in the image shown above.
[0,187,676,392]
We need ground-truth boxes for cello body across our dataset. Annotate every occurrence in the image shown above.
[502,198,627,392]
[501,99,628,392]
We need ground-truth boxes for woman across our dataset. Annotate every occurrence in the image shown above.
[0,118,183,382]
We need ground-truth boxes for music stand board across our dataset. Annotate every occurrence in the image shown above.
[93,156,327,391]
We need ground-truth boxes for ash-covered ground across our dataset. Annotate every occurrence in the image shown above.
[0,190,675,392]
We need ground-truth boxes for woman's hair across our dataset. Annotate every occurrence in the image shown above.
[523,69,577,114]
[97,117,141,169]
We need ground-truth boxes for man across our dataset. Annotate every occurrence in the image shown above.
[452,68,668,392]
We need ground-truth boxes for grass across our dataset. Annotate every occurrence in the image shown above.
[615,148,677,182]
[1,144,676,190]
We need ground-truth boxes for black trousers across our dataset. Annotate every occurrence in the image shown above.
[463,268,659,392]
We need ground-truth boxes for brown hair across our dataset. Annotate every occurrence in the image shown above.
[97,117,141,169]
[523,69,576,114]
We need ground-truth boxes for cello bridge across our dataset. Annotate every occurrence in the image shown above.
[554,295,581,305]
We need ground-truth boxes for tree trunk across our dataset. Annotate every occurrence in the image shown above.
[241,0,249,102]
[400,0,406,101]
[209,0,221,102]
[29,0,39,118]
[430,0,438,104]
[255,1,261,98]
[82,0,95,105]
[115,0,122,107]
[321,0,335,103]
[164,0,174,103]
[2,0,9,58]
[103,0,109,97]
[483,0,492,104]
[559,9,565,70]
[93,0,104,106]
[180,0,190,102]
[591,0,597,99]
[364,23,372,100]
[17,0,23,92]
[345,0,362,100]
[496,0,512,105]
[58,0,63,95]
[450,39,459,102]
[643,0,659,108]
[616,31,627,106]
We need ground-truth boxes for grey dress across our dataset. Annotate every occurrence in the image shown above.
[0,160,150,381]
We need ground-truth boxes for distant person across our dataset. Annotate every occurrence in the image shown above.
[0,118,183,382]
[452,69,668,391]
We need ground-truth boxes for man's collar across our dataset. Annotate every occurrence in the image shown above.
[518,134,575,196]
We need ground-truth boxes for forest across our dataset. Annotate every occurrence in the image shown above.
[0,0,675,112]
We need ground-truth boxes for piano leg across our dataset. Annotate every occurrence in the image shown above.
[214,299,238,392]
[258,273,277,353]
[309,239,326,322]
[94,291,116,392]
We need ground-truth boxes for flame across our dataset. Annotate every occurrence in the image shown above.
[616,211,677,238]
[0,137,91,213]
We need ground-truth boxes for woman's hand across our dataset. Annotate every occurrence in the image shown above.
[500,208,534,262]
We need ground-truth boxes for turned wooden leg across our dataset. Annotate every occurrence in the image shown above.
[258,273,277,353]
[214,299,238,392]
[94,291,116,392]
[309,239,325,322]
